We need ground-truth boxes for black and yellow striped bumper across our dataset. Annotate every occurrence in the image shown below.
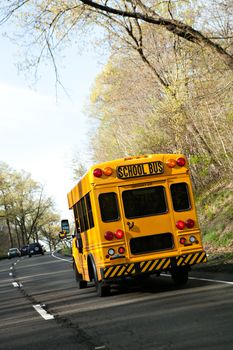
[101,251,207,280]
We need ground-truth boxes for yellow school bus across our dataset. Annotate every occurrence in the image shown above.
[67,154,207,296]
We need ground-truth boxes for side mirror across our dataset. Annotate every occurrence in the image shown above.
[61,219,70,235]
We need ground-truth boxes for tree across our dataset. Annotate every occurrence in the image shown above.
[88,26,233,190]
[0,0,232,85]
[0,162,60,249]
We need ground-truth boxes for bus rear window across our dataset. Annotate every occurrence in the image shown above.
[99,192,120,222]
[122,186,167,219]
[170,183,191,211]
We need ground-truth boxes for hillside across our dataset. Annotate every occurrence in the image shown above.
[197,180,233,254]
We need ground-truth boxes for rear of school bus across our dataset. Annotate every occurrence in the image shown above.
[69,154,207,296]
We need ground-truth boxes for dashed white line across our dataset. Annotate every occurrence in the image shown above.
[12,282,23,288]
[51,251,72,263]
[33,304,54,320]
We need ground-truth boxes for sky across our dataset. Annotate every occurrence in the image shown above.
[0,25,107,220]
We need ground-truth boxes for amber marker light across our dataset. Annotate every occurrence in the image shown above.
[103,167,113,176]
[166,159,177,168]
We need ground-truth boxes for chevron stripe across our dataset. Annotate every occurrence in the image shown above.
[103,251,207,280]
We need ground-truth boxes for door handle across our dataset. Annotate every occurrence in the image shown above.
[127,221,134,230]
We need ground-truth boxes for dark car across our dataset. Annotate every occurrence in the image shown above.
[20,245,29,256]
[28,242,45,257]
[8,248,21,259]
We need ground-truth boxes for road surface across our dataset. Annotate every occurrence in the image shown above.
[0,253,232,349]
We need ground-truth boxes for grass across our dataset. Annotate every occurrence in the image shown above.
[197,182,233,253]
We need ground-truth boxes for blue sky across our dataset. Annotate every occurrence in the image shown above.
[0,27,107,219]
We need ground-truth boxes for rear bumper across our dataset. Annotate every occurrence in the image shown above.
[101,251,207,280]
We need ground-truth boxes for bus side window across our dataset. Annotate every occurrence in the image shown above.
[85,193,94,229]
[73,204,80,233]
[81,197,89,231]
[99,192,120,222]
[170,183,191,211]
[77,201,85,232]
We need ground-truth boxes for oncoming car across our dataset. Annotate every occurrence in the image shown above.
[8,248,21,259]
[20,245,29,256]
[28,243,45,258]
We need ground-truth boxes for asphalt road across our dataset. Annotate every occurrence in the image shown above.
[0,253,232,350]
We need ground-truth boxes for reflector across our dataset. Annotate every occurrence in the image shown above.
[180,237,186,244]
[118,247,125,254]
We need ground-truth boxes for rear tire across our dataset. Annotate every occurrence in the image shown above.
[78,280,88,289]
[95,280,110,297]
[171,266,189,286]
[73,262,87,289]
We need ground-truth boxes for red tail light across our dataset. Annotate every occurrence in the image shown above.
[115,229,124,239]
[186,219,195,228]
[176,220,185,230]
[180,237,186,245]
[93,168,103,177]
[104,231,114,240]
[176,157,186,167]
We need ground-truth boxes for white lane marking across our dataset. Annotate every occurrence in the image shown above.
[51,251,72,263]
[33,304,54,320]
[10,267,13,270]
[9,272,12,276]
[188,276,233,285]
[161,273,233,286]
[95,346,106,349]
[12,282,23,287]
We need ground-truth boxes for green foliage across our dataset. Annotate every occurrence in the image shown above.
[197,183,233,250]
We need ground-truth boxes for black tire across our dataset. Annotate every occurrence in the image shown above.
[73,262,87,289]
[95,280,111,297]
[78,280,88,289]
[28,254,32,258]
[171,266,189,286]
[94,270,110,297]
